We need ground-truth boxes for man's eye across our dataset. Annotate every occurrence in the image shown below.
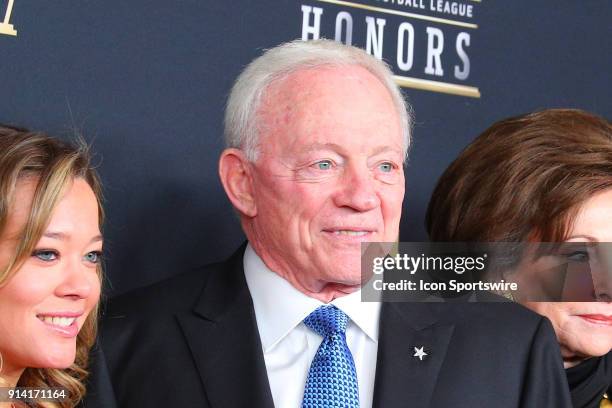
[33,250,58,262]
[379,162,394,173]
[84,251,102,264]
[314,160,333,170]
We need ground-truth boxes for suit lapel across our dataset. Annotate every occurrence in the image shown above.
[176,246,274,408]
[372,302,455,408]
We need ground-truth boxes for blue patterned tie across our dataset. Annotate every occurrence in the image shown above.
[301,305,359,408]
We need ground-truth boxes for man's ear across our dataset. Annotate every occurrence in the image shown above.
[218,148,257,217]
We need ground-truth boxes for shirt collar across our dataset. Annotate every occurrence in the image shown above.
[333,288,380,343]
[243,243,380,352]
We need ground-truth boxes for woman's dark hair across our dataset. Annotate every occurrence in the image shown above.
[426,109,612,243]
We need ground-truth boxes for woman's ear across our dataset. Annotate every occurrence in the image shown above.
[218,148,257,217]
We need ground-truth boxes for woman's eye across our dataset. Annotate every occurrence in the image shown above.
[379,162,394,173]
[314,160,333,170]
[33,250,58,262]
[566,251,589,262]
[84,251,102,264]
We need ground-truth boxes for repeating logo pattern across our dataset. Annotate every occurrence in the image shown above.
[302,305,360,408]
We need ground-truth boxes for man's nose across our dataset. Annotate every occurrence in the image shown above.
[55,259,95,300]
[333,164,381,212]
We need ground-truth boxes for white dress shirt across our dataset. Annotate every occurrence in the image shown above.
[243,244,381,408]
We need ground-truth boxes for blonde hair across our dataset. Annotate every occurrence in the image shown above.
[0,124,104,408]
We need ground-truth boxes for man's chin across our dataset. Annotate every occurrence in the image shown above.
[319,267,363,288]
[319,230,376,247]
[312,281,362,302]
[329,281,362,293]
[320,258,362,279]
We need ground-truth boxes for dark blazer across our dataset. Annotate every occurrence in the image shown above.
[566,352,612,408]
[85,245,572,407]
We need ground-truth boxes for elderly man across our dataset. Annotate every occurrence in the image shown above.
[91,40,572,407]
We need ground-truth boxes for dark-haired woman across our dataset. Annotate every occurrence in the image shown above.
[427,109,612,407]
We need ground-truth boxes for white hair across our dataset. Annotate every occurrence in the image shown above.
[224,39,412,161]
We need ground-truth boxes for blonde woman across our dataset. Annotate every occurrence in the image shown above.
[0,125,103,408]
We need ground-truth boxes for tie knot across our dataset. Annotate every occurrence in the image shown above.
[303,305,349,336]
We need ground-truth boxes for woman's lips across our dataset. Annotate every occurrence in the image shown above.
[36,314,82,337]
[577,314,612,326]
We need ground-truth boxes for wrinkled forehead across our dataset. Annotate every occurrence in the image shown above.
[256,65,403,155]
[260,65,391,111]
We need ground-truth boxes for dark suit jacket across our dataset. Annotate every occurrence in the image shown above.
[85,245,572,407]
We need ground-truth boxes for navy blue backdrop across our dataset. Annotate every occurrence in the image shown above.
[1,0,610,295]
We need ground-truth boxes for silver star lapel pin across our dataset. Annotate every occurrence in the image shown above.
[413,346,427,361]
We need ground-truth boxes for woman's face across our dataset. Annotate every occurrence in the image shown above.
[0,178,102,375]
[524,188,612,366]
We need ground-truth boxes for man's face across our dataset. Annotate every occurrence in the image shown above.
[248,65,405,297]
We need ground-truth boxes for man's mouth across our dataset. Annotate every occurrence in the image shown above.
[332,230,369,237]
[321,228,377,243]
